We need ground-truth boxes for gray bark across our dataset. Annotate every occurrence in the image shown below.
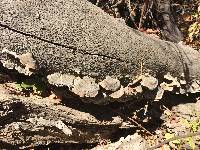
[0,0,198,78]
[0,0,200,102]
[0,0,200,103]
[0,0,200,147]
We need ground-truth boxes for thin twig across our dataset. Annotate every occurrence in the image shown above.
[139,0,149,29]
[148,131,200,150]
[108,107,154,136]
[110,0,123,8]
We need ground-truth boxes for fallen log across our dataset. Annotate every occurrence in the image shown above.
[0,0,200,148]
[0,84,123,148]
[0,0,200,104]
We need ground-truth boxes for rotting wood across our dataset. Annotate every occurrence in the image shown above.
[0,0,199,148]
[0,85,123,148]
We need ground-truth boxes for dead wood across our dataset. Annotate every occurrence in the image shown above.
[0,84,123,148]
[0,0,200,147]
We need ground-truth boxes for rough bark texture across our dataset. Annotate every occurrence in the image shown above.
[0,0,199,77]
[93,133,149,150]
[0,84,123,149]
[0,0,200,147]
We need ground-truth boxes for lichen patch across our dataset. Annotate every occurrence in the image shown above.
[1,48,38,75]
[72,76,99,97]
[141,74,158,90]
[47,73,76,88]
[99,76,121,92]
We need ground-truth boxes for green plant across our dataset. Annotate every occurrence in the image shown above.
[180,118,200,132]
[164,132,181,145]
[15,81,45,95]
[186,137,195,150]
[164,118,200,149]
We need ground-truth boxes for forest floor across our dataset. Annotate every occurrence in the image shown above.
[93,1,200,149]
[0,0,200,149]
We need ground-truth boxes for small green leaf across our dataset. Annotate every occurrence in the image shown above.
[172,139,181,144]
[180,118,191,128]
[20,82,33,89]
[187,137,195,150]
[165,133,173,139]
[165,133,181,144]
[15,83,23,91]
[191,121,199,132]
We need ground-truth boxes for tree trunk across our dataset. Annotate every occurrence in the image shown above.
[0,0,200,101]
